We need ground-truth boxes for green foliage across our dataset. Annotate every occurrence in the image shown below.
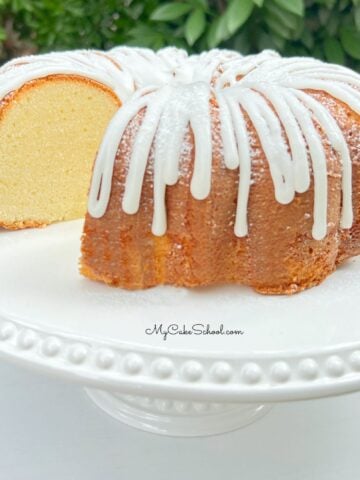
[185,8,206,45]
[0,0,359,70]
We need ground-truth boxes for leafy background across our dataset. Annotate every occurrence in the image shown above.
[0,0,359,70]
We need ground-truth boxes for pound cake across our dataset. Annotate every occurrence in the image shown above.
[0,47,359,294]
[0,51,123,228]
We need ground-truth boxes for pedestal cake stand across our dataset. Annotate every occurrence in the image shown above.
[0,220,360,436]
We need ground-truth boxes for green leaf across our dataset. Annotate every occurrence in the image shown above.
[233,29,251,52]
[253,0,264,5]
[151,3,193,21]
[207,14,229,48]
[321,0,336,7]
[272,0,304,16]
[338,0,350,11]
[301,28,314,49]
[128,24,164,48]
[325,15,339,36]
[257,30,278,50]
[185,8,206,45]
[271,33,286,49]
[265,14,293,39]
[355,6,360,30]
[340,26,360,59]
[225,0,254,35]
[265,1,300,30]
[323,37,345,64]
[193,0,208,9]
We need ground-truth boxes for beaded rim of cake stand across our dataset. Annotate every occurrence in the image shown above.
[1,314,360,402]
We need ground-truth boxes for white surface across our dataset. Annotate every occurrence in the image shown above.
[1,219,360,351]
[1,359,360,480]
[1,220,360,406]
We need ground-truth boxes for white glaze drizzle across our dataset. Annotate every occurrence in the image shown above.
[0,47,359,240]
[88,81,213,236]
[87,50,360,240]
[0,50,135,101]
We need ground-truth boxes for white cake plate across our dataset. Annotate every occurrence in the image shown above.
[0,220,360,436]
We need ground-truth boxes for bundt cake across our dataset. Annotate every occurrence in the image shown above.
[1,47,360,294]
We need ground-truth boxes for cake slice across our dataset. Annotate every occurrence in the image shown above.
[0,52,123,229]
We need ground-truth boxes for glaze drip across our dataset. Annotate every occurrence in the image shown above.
[0,47,359,240]
[88,49,359,240]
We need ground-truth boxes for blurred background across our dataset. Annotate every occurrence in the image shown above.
[0,0,359,69]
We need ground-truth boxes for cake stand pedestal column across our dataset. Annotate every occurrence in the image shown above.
[85,388,272,437]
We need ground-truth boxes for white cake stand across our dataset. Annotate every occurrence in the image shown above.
[1,220,360,437]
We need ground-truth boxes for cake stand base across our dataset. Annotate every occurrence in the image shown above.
[85,388,272,437]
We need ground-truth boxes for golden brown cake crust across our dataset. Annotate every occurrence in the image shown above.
[0,73,120,120]
[0,219,48,230]
[80,90,360,294]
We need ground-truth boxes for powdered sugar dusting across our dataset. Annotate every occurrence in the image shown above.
[84,48,360,240]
